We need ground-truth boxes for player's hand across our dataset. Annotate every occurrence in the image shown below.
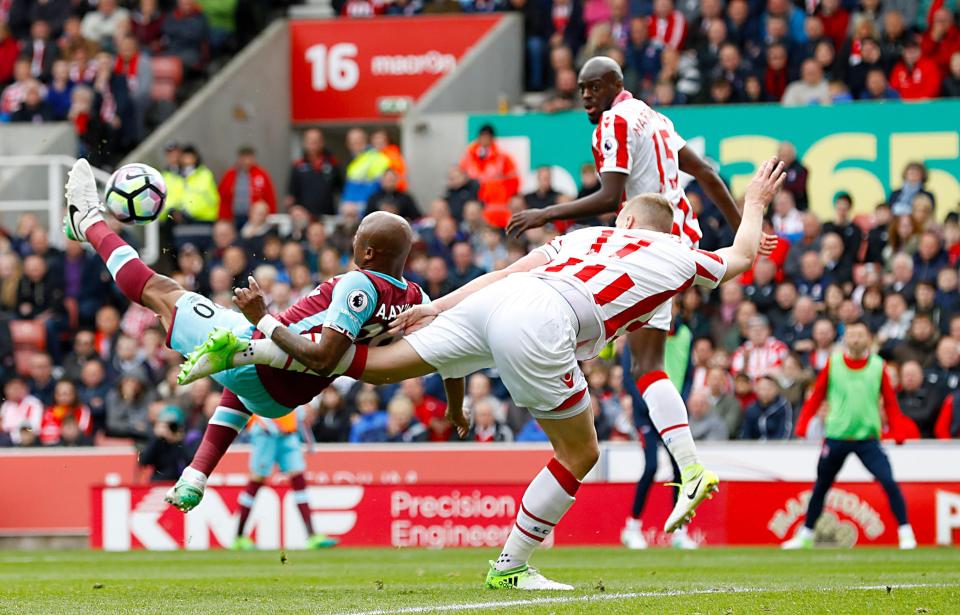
[758,233,779,257]
[744,157,787,207]
[233,276,268,324]
[389,304,440,336]
[445,405,469,439]
[506,208,549,237]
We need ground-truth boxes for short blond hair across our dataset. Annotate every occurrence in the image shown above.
[619,193,673,232]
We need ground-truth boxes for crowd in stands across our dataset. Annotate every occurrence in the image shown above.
[0,0,279,167]
[2,116,960,450]
[328,0,960,106]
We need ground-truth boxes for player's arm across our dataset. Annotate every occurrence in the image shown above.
[714,158,786,282]
[388,250,550,335]
[443,377,468,437]
[795,363,829,438]
[678,146,741,230]
[506,171,627,236]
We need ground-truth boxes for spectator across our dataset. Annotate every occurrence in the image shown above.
[343,127,391,207]
[131,0,165,52]
[822,192,863,270]
[175,145,220,222]
[889,162,935,217]
[138,405,192,480]
[765,0,806,44]
[771,190,804,242]
[423,256,453,299]
[820,233,851,286]
[797,251,828,302]
[114,35,153,140]
[914,231,947,283]
[782,59,831,106]
[890,315,938,366]
[162,0,210,76]
[465,372,506,423]
[784,213,822,278]
[741,376,793,440]
[466,398,514,442]
[459,124,520,224]
[809,318,838,370]
[524,167,561,211]
[105,370,155,440]
[19,20,57,81]
[56,414,94,447]
[17,255,64,352]
[943,52,960,97]
[311,388,352,443]
[80,0,130,51]
[0,377,43,446]
[10,80,54,123]
[78,360,110,434]
[704,366,741,438]
[886,253,917,301]
[367,169,421,220]
[744,259,777,313]
[897,360,940,437]
[384,396,428,443]
[62,330,98,381]
[878,292,913,349]
[0,24,17,85]
[444,166,480,222]
[890,37,942,100]
[46,60,74,120]
[921,8,960,73]
[648,0,687,50]
[371,129,408,191]
[2,58,43,117]
[400,378,449,442]
[818,0,850,50]
[779,353,814,417]
[26,353,55,406]
[349,389,388,443]
[541,68,580,112]
[287,128,343,220]
[731,315,789,379]
[448,241,485,291]
[847,37,885,98]
[39,380,92,445]
[218,145,277,226]
[763,43,790,103]
[688,390,729,440]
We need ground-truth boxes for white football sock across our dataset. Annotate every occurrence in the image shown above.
[495,459,579,571]
[236,336,322,373]
[638,371,700,471]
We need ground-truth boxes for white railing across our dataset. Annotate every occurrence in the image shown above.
[0,155,159,263]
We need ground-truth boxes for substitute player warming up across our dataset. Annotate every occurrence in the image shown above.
[782,321,918,549]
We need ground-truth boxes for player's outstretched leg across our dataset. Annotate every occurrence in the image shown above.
[64,158,183,328]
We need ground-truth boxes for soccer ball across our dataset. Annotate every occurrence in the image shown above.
[103,163,167,224]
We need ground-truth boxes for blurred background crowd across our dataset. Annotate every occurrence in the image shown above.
[1,0,959,456]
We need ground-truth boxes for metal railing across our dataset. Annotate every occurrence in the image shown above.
[0,155,159,263]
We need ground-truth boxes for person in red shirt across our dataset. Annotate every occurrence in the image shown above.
[921,8,960,72]
[458,124,519,227]
[400,377,450,442]
[218,145,277,225]
[890,37,943,100]
[40,380,92,445]
[818,0,850,50]
[648,0,687,49]
[0,24,19,85]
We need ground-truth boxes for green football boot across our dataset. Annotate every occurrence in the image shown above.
[178,327,249,385]
[230,536,256,551]
[306,534,339,549]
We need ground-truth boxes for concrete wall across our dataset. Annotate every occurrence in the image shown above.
[123,19,291,193]
[401,14,521,206]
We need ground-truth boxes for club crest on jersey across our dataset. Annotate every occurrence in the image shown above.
[347,290,369,313]
[561,372,574,388]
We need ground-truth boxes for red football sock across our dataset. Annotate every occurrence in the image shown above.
[290,474,315,535]
[236,480,263,538]
[86,220,155,303]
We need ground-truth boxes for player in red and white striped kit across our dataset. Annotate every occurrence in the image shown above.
[197,159,786,590]
[508,56,776,542]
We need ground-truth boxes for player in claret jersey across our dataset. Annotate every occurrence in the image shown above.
[61,160,455,518]
[508,56,776,540]
[185,158,786,589]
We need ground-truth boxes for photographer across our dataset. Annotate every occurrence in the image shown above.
[138,406,192,482]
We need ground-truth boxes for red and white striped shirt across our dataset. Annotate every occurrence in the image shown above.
[648,10,688,50]
[533,227,726,359]
[0,395,44,444]
[592,93,702,246]
[730,337,789,379]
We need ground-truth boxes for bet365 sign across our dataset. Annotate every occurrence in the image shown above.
[469,101,960,221]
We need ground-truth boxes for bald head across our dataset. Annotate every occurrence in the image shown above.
[578,56,625,124]
[353,211,413,272]
[616,193,673,233]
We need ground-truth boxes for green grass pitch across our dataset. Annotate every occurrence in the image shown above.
[2,547,959,614]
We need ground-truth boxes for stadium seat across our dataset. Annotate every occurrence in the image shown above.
[151,56,184,102]
[10,320,46,350]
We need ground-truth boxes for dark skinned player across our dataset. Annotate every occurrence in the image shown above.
[507,57,777,532]
[63,158,461,518]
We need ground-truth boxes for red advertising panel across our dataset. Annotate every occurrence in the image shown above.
[289,16,501,122]
[91,482,960,550]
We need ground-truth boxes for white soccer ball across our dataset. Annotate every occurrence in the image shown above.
[104,163,167,224]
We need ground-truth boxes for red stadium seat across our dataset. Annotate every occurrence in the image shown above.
[10,320,46,349]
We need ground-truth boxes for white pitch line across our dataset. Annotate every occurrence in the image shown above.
[340,583,957,615]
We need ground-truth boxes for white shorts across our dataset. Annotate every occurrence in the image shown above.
[405,274,590,420]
